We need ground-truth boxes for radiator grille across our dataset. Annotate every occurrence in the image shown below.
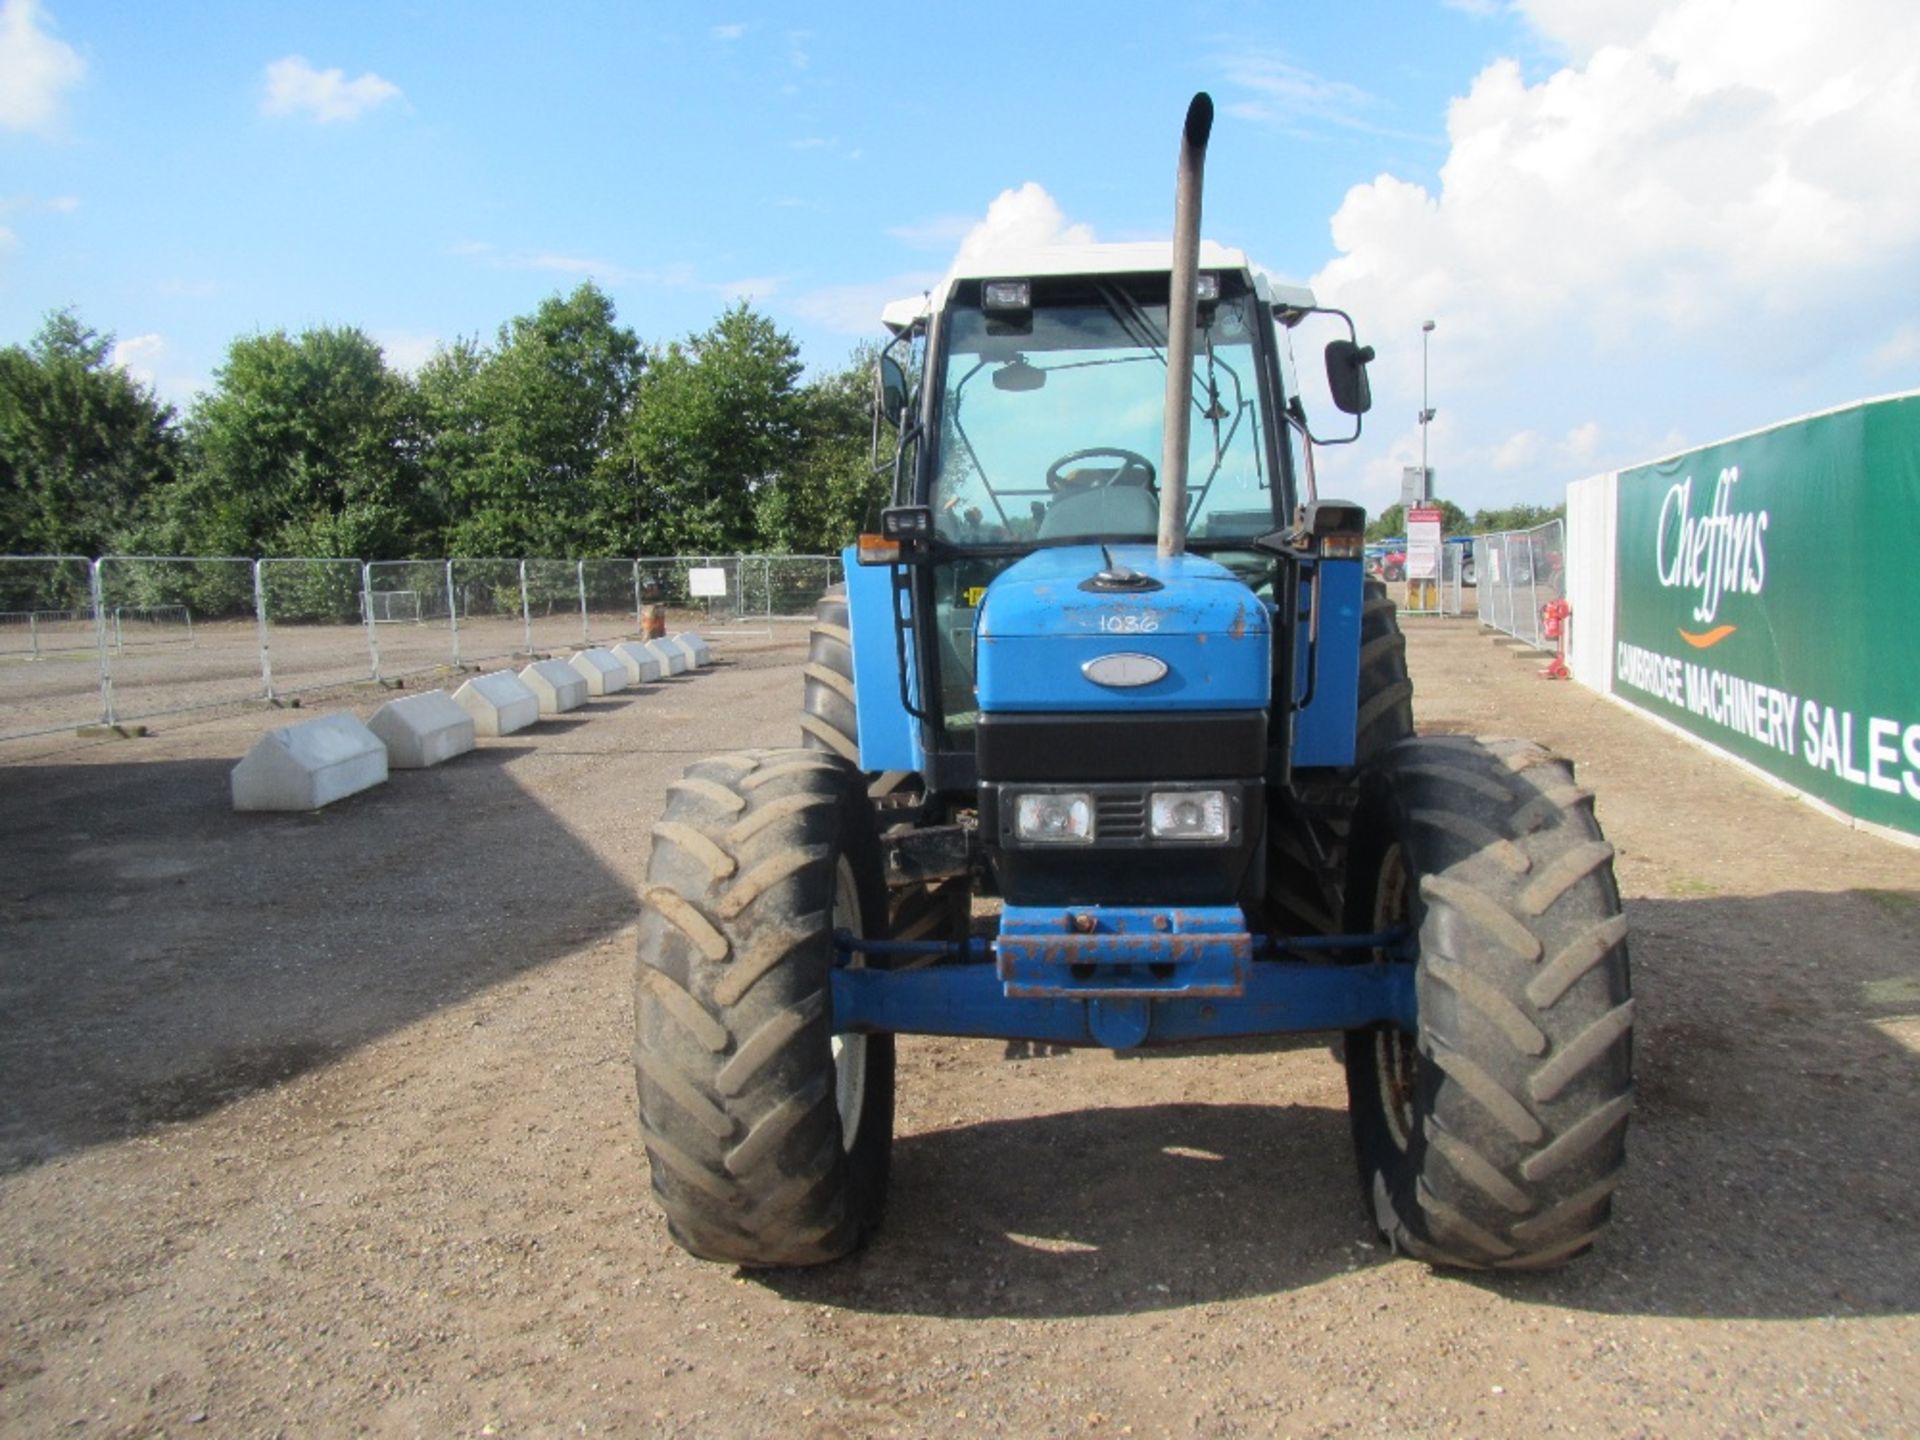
[1096,792,1148,841]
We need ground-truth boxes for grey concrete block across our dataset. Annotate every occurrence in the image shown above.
[520,659,589,714]
[610,641,663,684]
[369,689,477,768]
[568,647,629,696]
[642,638,691,676]
[671,632,712,667]
[231,712,388,812]
[453,671,540,737]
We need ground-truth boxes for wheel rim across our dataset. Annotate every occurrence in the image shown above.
[829,856,868,1152]
[1371,841,1419,1152]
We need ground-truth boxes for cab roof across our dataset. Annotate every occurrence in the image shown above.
[881,240,1318,334]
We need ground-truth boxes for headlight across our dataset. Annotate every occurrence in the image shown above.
[1013,792,1095,844]
[1150,789,1228,841]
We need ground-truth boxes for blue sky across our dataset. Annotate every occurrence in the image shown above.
[5,0,1917,517]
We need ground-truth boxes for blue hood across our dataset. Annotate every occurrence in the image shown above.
[974,545,1271,713]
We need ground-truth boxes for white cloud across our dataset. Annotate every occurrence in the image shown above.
[1491,430,1543,472]
[261,54,402,124]
[1306,0,1920,513]
[948,182,1095,277]
[0,0,85,133]
[711,23,746,41]
[790,182,1097,341]
[1563,420,1600,463]
[374,330,440,374]
[110,332,165,387]
[791,272,943,337]
[45,192,77,211]
[108,332,199,406]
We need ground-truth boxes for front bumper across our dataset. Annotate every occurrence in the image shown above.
[831,904,1416,1050]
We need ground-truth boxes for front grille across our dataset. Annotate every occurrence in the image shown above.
[1096,792,1148,840]
[977,710,1267,782]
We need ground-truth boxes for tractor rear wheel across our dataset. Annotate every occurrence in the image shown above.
[635,748,894,1266]
[1344,736,1633,1269]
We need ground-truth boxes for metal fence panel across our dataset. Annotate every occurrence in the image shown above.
[636,555,752,627]
[0,556,103,740]
[1474,520,1565,648]
[364,559,457,678]
[750,555,841,620]
[257,558,373,699]
[2,549,847,744]
[448,559,533,670]
[582,559,640,646]
[94,556,258,723]
[523,558,584,654]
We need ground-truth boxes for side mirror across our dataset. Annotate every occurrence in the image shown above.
[1324,339,1375,416]
[877,354,909,428]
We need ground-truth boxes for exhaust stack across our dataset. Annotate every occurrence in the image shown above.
[1157,92,1213,559]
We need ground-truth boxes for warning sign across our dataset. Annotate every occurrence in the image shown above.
[1406,505,1444,582]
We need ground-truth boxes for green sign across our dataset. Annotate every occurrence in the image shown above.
[1613,395,1920,839]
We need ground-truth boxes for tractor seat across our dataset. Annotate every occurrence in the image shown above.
[1037,477,1159,540]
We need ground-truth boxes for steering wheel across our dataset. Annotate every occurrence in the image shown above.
[1045,447,1157,493]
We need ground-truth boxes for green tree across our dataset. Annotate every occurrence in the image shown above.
[0,308,182,556]
[164,325,422,557]
[430,283,643,557]
[756,346,889,554]
[1470,501,1565,533]
[621,302,803,555]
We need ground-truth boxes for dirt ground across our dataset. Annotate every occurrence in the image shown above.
[2,617,1916,1438]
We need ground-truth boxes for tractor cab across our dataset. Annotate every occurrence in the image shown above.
[864,244,1375,812]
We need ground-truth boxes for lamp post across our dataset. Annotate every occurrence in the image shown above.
[1419,319,1436,502]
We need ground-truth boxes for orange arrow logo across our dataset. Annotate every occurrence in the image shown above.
[1678,624,1737,648]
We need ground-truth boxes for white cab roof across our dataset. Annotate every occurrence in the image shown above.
[882,240,1318,333]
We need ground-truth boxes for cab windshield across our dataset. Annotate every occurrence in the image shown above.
[931,276,1280,548]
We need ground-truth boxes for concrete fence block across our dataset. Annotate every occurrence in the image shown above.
[369,689,477,768]
[569,647,629,696]
[643,638,692,676]
[232,712,388,812]
[520,659,590,714]
[610,641,663,684]
[453,671,540,737]
[671,632,713,667]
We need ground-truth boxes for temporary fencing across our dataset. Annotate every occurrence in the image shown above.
[1475,520,1566,648]
[257,558,373,700]
[0,551,845,744]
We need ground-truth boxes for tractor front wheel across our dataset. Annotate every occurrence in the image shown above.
[1344,736,1633,1269]
[635,748,894,1266]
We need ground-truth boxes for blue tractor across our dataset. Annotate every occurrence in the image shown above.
[635,97,1632,1271]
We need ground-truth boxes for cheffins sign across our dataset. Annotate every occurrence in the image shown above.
[1613,395,1920,839]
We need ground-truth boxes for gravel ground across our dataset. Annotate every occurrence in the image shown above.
[2,618,1916,1438]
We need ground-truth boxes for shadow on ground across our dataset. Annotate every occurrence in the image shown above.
[769,887,1918,1324]
[0,744,640,1173]
[767,1100,1372,1320]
